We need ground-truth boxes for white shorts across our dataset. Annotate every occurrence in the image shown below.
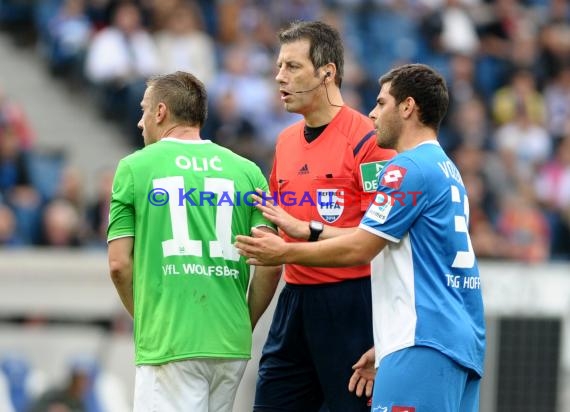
[133,358,248,412]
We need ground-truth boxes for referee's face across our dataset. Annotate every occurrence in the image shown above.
[275,39,324,115]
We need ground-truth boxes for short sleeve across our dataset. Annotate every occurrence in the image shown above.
[107,159,135,242]
[360,156,427,242]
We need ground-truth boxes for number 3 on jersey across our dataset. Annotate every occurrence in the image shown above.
[450,184,475,269]
[154,176,239,261]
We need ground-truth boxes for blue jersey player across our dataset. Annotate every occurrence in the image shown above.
[236,63,486,412]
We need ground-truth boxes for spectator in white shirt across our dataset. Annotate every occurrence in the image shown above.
[154,3,217,87]
[84,2,159,145]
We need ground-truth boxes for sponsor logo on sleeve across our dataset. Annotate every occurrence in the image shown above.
[381,164,407,190]
[360,161,387,192]
[364,193,393,224]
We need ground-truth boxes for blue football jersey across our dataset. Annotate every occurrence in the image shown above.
[360,141,486,376]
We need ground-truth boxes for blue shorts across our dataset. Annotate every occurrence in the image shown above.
[254,277,374,412]
[373,346,481,412]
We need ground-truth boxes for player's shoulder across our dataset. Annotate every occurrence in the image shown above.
[207,142,265,176]
[391,143,449,178]
[119,141,174,170]
[375,154,425,194]
[409,142,449,167]
[117,147,145,167]
[217,143,258,166]
[385,150,426,175]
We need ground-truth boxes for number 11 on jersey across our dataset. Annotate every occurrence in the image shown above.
[153,176,239,261]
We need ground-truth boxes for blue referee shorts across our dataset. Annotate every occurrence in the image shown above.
[373,346,481,412]
[254,277,374,412]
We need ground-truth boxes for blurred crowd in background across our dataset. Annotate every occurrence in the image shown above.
[0,0,569,262]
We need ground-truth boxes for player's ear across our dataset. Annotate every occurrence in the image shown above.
[156,102,167,123]
[400,97,415,119]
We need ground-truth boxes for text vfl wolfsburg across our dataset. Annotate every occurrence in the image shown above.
[162,263,239,279]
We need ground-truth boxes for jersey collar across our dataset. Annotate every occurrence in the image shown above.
[161,137,212,144]
[415,140,440,148]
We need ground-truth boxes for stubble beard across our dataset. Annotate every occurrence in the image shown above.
[376,115,401,151]
[377,129,399,150]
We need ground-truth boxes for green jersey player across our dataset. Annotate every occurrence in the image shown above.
[107,71,281,412]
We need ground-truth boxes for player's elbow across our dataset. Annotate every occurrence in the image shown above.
[109,257,132,284]
[347,252,371,266]
[334,249,366,267]
[339,230,384,266]
[343,245,377,266]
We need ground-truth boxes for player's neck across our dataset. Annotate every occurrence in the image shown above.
[160,124,201,141]
[398,125,437,153]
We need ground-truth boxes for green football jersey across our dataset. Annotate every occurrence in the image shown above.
[107,138,274,365]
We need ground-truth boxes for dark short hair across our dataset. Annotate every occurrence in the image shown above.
[278,20,344,87]
[379,64,449,131]
[147,71,208,127]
